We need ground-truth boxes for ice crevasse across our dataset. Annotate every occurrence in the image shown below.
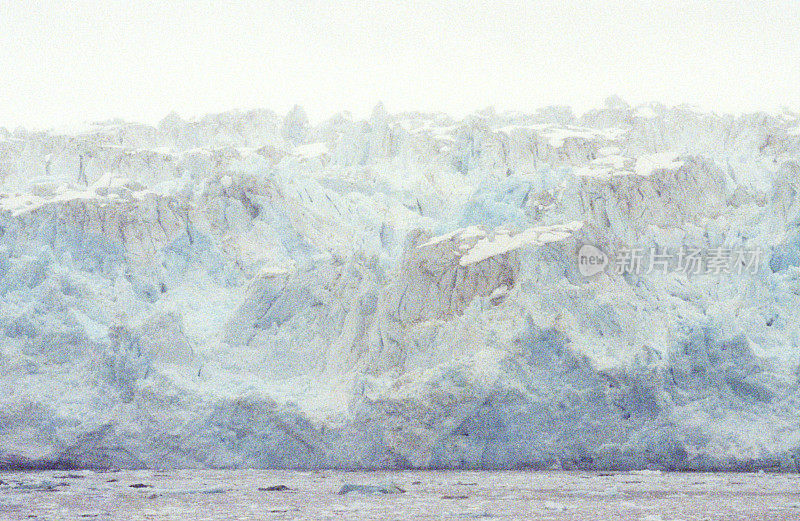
[1,99,800,470]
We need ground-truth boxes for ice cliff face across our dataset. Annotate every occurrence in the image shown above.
[1,100,800,470]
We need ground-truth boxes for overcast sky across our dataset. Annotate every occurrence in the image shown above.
[1,0,799,128]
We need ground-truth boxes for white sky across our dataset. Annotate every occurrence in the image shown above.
[1,0,799,128]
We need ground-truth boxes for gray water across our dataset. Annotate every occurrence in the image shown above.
[1,469,798,520]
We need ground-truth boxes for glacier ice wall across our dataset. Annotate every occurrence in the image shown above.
[1,100,800,470]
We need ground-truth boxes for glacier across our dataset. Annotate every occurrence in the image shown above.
[1,99,799,471]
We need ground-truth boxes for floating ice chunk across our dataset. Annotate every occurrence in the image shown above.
[542,501,569,511]
[338,483,405,495]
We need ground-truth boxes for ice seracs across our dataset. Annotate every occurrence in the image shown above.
[1,100,800,471]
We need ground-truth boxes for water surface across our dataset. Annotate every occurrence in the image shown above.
[1,469,798,520]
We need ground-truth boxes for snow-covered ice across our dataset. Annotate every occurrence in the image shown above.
[1,100,800,471]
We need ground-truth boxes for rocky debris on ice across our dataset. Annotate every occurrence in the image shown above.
[1,99,800,471]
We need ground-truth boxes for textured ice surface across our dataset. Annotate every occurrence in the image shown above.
[1,469,799,520]
[1,100,800,470]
